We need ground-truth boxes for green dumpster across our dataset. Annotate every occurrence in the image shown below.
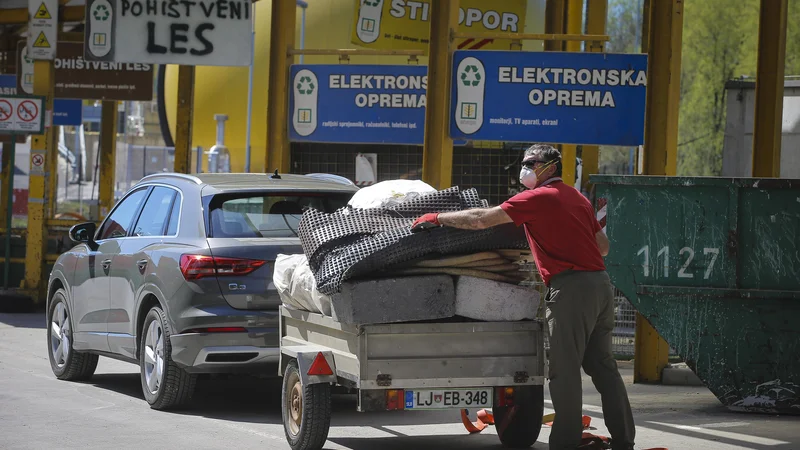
[591,175,800,415]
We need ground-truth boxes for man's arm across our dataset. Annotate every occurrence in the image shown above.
[437,206,514,230]
[595,230,610,256]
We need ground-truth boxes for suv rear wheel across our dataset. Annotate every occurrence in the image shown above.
[139,305,197,410]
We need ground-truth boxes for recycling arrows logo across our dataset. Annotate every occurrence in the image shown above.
[297,76,315,95]
[363,0,381,6]
[93,4,110,20]
[461,65,481,87]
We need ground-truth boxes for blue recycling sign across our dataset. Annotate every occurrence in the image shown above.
[288,64,428,145]
[449,50,649,146]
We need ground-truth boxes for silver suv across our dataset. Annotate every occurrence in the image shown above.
[45,172,358,409]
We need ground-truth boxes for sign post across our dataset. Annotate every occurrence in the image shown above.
[3,133,15,289]
[0,93,43,288]
[449,50,649,146]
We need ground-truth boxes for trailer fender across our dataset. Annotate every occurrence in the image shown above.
[281,345,338,386]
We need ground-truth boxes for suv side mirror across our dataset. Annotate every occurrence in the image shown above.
[69,222,98,250]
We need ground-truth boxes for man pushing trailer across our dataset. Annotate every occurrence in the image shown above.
[412,143,636,450]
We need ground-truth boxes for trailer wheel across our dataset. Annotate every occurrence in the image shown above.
[494,385,545,448]
[282,359,332,450]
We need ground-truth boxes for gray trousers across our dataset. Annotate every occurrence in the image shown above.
[545,270,635,450]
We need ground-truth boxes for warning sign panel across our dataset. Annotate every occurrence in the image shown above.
[33,32,51,49]
[34,2,52,19]
[28,0,57,60]
[0,95,45,134]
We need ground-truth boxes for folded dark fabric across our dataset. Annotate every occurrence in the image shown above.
[298,186,528,295]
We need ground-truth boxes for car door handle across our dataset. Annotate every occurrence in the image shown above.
[102,259,112,271]
[137,259,148,273]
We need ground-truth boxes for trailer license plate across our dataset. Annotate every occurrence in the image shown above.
[405,388,492,410]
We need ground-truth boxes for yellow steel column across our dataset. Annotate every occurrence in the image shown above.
[635,0,683,383]
[421,0,459,190]
[544,0,567,185]
[265,0,296,175]
[641,0,682,177]
[581,0,607,190]
[174,66,195,174]
[98,101,118,220]
[751,0,788,178]
[23,60,55,301]
[564,0,583,53]
[544,0,566,51]
[558,0,583,187]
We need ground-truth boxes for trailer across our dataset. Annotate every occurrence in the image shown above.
[277,305,548,450]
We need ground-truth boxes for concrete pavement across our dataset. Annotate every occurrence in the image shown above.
[1,312,797,450]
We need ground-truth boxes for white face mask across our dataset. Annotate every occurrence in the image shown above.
[520,167,538,189]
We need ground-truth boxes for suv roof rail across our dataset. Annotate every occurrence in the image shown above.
[139,172,203,185]
[305,173,358,187]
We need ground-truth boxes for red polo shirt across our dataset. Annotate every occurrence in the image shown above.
[500,179,605,285]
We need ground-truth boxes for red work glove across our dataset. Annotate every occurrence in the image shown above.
[411,213,441,232]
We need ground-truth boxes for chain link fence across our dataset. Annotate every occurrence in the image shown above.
[612,290,637,357]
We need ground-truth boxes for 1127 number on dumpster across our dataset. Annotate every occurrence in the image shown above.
[636,245,720,279]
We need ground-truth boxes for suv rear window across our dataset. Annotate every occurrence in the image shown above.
[208,192,353,238]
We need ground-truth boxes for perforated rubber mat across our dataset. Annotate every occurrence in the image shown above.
[298,186,529,295]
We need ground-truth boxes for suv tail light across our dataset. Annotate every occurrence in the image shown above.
[180,255,266,280]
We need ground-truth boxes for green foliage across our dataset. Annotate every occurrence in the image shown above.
[677,0,758,176]
[600,0,800,177]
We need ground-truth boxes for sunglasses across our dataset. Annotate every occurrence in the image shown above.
[521,159,549,168]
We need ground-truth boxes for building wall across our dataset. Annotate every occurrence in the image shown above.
[722,80,800,178]
[161,0,547,174]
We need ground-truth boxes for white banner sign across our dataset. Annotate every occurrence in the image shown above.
[28,0,58,60]
[0,96,45,134]
[83,0,253,67]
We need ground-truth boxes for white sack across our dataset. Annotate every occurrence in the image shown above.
[347,179,436,209]
[274,253,332,316]
[289,258,332,316]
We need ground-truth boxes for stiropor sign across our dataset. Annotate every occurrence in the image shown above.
[351,0,527,52]
[83,0,253,67]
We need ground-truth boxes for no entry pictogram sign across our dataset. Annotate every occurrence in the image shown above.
[0,100,12,121]
[0,95,45,134]
[0,99,12,132]
[17,100,38,122]
[30,151,46,175]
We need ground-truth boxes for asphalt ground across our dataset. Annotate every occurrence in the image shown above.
[1,312,798,449]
